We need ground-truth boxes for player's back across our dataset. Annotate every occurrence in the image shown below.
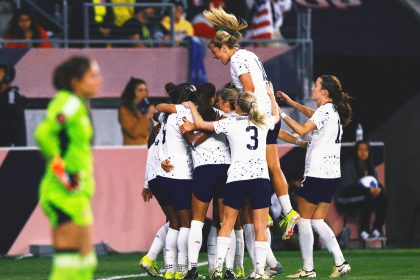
[161,110,193,179]
[214,115,273,183]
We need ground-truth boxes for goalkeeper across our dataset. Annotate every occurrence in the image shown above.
[35,56,102,280]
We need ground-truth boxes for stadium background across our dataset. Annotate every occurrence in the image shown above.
[0,0,419,278]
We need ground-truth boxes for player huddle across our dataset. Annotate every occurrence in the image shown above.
[141,81,286,280]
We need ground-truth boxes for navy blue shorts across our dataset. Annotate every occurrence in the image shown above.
[151,176,193,210]
[296,176,341,204]
[148,177,171,207]
[224,179,272,210]
[266,119,281,145]
[193,164,229,203]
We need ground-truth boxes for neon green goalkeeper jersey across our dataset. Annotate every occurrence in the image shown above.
[35,90,95,198]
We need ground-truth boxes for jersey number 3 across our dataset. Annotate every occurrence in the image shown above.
[246,126,259,150]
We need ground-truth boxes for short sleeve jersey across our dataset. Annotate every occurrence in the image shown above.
[304,103,342,178]
[191,108,231,168]
[214,115,274,183]
[230,49,271,115]
[160,106,194,180]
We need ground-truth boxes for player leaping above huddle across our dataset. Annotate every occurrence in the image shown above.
[203,6,300,239]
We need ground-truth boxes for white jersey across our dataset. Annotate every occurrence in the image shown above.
[214,115,274,183]
[305,103,342,178]
[144,143,157,187]
[191,107,231,168]
[145,114,167,186]
[230,49,271,115]
[160,106,194,180]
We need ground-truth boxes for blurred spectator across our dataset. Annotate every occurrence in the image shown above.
[161,0,194,44]
[111,0,136,27]
[339,140,388,240]
[118,77,155,145]
[271,0,292,42]
[190,0,224,39]
[0,64,26,147]
[120,4,168,47]
[89,0,136,47]
[3,9,52,48]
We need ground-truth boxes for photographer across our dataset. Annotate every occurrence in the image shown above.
[0,64,26,147]
[118,77,155,145]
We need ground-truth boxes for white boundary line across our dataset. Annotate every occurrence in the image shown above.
[96,261,208,280]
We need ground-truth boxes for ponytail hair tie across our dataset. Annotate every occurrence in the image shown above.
[250,101,257,107]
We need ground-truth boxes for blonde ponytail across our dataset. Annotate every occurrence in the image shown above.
[237,92,266,127]
[204,7,248,48]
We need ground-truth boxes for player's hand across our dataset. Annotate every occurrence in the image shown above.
[51,156,79,192]
[161,159,174,172]
[141,188,154,202]
[276,91,292,105]
[180,117,196,133]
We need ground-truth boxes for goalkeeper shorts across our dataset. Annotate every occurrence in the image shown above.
[40,185,93,228]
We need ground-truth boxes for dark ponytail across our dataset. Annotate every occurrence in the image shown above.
[196,82,217,121]
[320,75,352,127]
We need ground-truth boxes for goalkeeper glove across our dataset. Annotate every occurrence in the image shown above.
[50,156,79,192]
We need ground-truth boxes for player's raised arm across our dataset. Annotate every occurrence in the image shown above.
[276,91,315,118]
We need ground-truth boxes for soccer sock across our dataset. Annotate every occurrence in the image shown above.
[207,225,218,273]
[234,229,244,269]
[297,219,314,271]
[225,230,236,270]
[49,251,82,280]
[147,222,169,261]
[215,236,230,269]
[266,228,278,268]
[243,223,256,269]
[177,227,190,273]
[254,241,269,275]
[311,219,345,266]
[165,228,179,273]
[188,220,204,270]
[80,251,97,280]
[278,195,293,216]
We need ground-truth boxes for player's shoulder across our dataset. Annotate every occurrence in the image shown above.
[231,49,253,61]
[50,90,83,117]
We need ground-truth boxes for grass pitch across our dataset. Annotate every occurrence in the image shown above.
[0,249,420,280]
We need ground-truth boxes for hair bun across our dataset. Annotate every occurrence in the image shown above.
[165,82,177,96]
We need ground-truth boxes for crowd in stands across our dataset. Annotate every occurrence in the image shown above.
[0,0,293,48]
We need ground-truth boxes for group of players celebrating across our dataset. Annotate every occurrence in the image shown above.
[138,7,352,280]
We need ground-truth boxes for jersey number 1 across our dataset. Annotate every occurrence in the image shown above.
[246,126,259,150]
[335,119,341,144]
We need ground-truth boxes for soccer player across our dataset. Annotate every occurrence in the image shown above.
[139,123,169,278]
[34,56,101,280]
[155,82,197,279]
[214,86,246,278]
[182,83,233,279]
[204,7,300,240]
[277,75,352,278]
[181,82,280,280]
